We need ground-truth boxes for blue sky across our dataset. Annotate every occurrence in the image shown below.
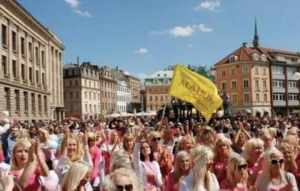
[19,0,300,78]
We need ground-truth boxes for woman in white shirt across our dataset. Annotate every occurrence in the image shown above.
[179,145,219,191]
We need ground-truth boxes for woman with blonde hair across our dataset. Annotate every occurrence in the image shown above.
[255,147,298,191]
[10,138,49,191]
[55,133,92,182]
[242,138,264,185]
[179,145,219,191]
[61,161,92,191]
[102,168,141,191]
[213,134,232,183]
[221,153,249,190]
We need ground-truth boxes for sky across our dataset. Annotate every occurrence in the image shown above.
[19,0,300,79]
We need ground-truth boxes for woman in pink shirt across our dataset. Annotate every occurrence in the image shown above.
[10,139,49,191]
[220,153,250,191]
[213,134,232,183]
[164,151,191,191]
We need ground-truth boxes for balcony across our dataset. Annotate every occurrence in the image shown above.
[288,100,300,106]
[273,100,286,106]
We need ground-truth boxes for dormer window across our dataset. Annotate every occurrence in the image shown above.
[252,53,259,61]
[261,54,267,62]
[229,55,238,63]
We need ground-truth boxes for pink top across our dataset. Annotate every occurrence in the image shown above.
[10,169,41,191]
[213,160,227,183]
[164,172,179,191]
[220,180,248,191]
[89,145,102,181]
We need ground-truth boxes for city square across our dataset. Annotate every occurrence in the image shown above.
[0,0,300,190]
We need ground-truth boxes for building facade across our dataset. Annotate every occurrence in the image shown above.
[0,0,64,121]
[116,80,131,113]
[99,66,117,114]
[214,22,300,116]
[144,70,173,111]
[124,73,141,112]
[63,63,101,120]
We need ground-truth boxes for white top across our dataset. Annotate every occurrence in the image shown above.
[255,172,298,191]
[179,173,219,191]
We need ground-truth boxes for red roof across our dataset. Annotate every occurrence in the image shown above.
[215,45,300,66]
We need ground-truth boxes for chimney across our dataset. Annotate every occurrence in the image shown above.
[242,42,247,48]
[77,56,80,65]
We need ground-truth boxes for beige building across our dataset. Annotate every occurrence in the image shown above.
[144,70,173,111]
[99,66,117,114]
[0,0,64,121]
[64,63,101,119]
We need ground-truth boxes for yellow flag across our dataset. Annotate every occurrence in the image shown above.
[169,65,223,121]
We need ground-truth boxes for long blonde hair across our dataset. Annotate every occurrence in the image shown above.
[60,133,84,162]
[61,161,90,191]
[190,145,215,191]
[11,138,31,170]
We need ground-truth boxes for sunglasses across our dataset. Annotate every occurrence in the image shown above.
[271,159,284,165]
[116,184,133,191]
[237,164,248,170]
[152,137,161,142]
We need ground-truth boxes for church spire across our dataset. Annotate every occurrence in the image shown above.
[253,18,259,47]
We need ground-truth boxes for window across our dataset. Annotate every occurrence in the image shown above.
[35,47,39,65]
[15,90,20,113]
[288,81,297,88]
[42,73,45,87]
[264,94,267,102]
[2,25,7,47]
[232,95,238,105]
[160,96,164,101]
[243,80,249,89]
[70,92,73,99]
[85,104,88,112]
[24,92,28,113]
[255,67,259,75]
[256,93,260,103]
[28,42,33,60]
[255,80,259,90]
[38,95,42,113]
[29,67,33,83]
[2,55,7,76]
[222,71,226,77]
[231,68,235,76]
[21,64,25,80]
[242,64,248,74]
[221,82,226,91]
[263,79,267,89]
[41,51,45,67]
[244,94,250,104]
[288,93,298,100]
[4,87,10,112]
[12,60,17,79]
[12,31,17,52]
[263,68,266,75]
[31,93,35,114]
[36,70,39,84]
[44,96,47,114]
[149,96,152,101]
[21,37,25,56]
[231,81,237,90]
[155,96,158,101]
[273,93,285,101]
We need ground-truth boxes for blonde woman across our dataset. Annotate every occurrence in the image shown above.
[61,161,92,191]
[213,134,232,183]
[55,133,92,182]
[179,145,219,191]
[221,153,249,190]
[102,168,141,191]
[242,138,264,185]
[10,138,49,191]
[255,147,298,191]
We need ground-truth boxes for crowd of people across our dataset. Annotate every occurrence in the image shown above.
[0,109,300,191]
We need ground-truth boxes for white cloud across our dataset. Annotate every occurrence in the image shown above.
[168,24,213,38]
[64,0,92,18]
[134,48,148,55]
[74,10,92,18]
[64,0,79,8]
[195,0,221,11]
